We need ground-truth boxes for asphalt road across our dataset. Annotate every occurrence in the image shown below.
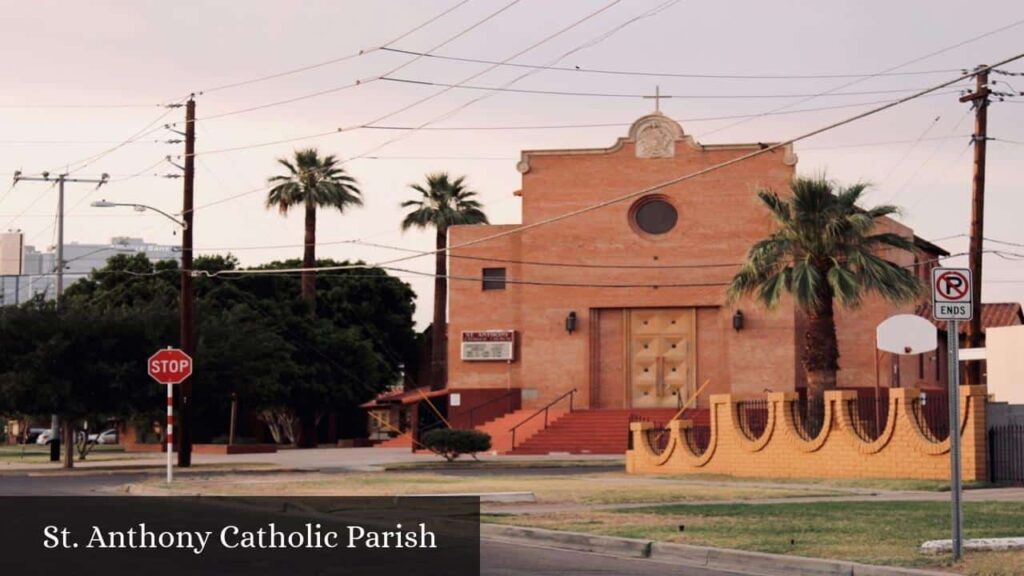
[0,471,146,495]
[0,473,757,575]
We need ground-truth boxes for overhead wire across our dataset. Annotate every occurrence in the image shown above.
[694,17,1024,140]
[193,0,472,96]
[196,53,1024,278]
[377,47,964,80]
[194,0,524,122]
[377,77,965,99]
[885,110,973,204]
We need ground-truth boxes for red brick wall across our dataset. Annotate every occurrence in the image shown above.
[447,117,924,408]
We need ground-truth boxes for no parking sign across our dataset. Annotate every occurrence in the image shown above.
[932,268,972,321]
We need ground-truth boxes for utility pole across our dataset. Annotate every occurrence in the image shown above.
[11,171,108,466]
[178,98,196,467]
[958,66,990,386]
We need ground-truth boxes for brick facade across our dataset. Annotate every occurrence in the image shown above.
[447,114,939,411]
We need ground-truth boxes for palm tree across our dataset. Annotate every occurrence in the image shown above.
[401,173,488,389]
[728,176,921,404]
[266,148,362,306]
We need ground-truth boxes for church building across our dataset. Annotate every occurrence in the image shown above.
[369,112,954,454]
[448,112,941,399]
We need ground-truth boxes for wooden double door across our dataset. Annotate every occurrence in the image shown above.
[591,308,696,409]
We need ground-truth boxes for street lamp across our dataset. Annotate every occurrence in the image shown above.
[91,197,195,467]
[90,200,188,230]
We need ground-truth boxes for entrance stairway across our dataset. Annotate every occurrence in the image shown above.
[473,408,569,454]
[508,408,705,455]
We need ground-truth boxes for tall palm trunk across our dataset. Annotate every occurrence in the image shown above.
[301,202,317,305]
[803,280,839,421]
[430,227,447,390]
[297,202,319,448]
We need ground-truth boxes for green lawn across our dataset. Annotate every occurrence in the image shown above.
[488,500,1024,573]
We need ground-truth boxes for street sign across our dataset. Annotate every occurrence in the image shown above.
[148,347,191,485]
[931,267,969,559]
[932,268,972,321]
[148,347,193,385]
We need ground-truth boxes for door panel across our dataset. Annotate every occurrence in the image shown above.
[629,308,695,408]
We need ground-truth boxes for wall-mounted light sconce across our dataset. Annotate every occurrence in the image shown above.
[565,311,577,334]
[732,310,744,331]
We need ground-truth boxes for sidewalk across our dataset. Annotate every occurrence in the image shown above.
[0,446,623,474]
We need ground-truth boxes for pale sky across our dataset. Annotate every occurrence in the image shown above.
[2,0,1023,326]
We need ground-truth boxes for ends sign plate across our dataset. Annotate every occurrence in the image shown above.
[932,267,972,321]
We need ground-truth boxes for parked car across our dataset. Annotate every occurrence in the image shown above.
[87,429,118,445]
[36,430,60,445]
[24,428,48,444]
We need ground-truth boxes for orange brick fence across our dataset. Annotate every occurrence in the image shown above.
[627,386,988,481]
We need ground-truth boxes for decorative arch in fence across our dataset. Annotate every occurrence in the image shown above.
[628,386,988,481]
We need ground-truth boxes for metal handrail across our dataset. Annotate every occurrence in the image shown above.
[466,390,520,428]
[509,388,577,449]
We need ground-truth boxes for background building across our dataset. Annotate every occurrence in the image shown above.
[0,233,179,305]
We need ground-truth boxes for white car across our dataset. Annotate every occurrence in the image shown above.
[35,430,59,445]
[88,429,118,445]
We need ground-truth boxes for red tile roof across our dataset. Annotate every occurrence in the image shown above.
[916,302,1023,334]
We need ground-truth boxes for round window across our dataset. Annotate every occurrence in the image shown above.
[631,197,677,235]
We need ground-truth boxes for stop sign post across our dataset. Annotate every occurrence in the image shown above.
[148,347,193,483]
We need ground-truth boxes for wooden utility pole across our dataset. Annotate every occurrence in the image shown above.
[958,66,990,386]
[12,171,108,467]
[178,98,196,467]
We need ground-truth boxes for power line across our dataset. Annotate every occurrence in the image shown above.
[0,103,163,109]
[343,0,632,161]
[338,0,686,166]
[886,110,973,204]
[190,89,962,158]
[193,0,471,95]
[193,0,525,123]
[201,55,1024,278]
[378,76,968,99]
[696,17,1024,140]
[378,46,964,80]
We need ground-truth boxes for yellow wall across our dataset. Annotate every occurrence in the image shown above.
[627,386,988,481]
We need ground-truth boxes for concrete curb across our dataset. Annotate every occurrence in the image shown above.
[482,524,651,558]
[481,524,952,576]
[922,536,1024,553]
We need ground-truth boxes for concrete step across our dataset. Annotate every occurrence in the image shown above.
[509,409,707,455]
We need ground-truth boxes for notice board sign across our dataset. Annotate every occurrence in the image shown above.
[461,330,515,361]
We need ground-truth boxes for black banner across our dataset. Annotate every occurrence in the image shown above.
[0,496,480,575]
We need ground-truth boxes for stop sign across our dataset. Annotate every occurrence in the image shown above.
[148,348,193,384]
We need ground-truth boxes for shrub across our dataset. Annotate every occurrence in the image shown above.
[421,429,491,462]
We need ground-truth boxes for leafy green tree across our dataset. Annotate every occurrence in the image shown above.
[0,303,164,467]
[266,148,362,306]
[401,173,487,389]
[58,254,416,447]
[727,176,921,403]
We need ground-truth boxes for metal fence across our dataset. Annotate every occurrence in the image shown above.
[685,425,711,455]
[792,395,825,441]
[644,426,670,455]
[846,389,889,442]
[736,399,769,440]
[990,425,1024,485]
[911,389,950,442]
